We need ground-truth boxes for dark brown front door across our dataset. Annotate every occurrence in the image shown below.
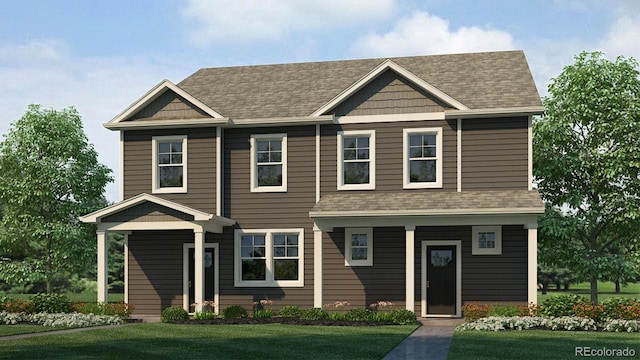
[426,245,456,315]
[188,247,215,307]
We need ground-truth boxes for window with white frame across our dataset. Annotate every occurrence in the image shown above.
[250,134,287,192]
[338,130,375,190]
[152,135,187,193]
[235,229,304,287]
[403,128,442,189]
[472,226,502,255]
[345,228,373,266]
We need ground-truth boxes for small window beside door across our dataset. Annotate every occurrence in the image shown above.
[472,226,502,255]
[345,227,373,266]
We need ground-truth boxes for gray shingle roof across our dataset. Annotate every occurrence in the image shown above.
[178,51,542,120]
[309,190,544,216]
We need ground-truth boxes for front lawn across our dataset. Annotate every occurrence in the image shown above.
[0,323,417,359]
[448,330,640,360]
[538,281,640,303]
[0,325,65,337]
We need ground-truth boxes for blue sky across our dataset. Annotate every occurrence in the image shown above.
[1,0,639,202]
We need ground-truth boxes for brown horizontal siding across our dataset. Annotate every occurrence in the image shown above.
[128,230,193,315]
[129,90,210,121]
[320,120,458,195]
[334,70,451,116]
[461,117,529,191]
[123,128,217,213]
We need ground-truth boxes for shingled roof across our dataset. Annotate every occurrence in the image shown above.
[178,50,541,120]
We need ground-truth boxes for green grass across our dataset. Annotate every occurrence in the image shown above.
[0,323,418,359]
[538,281,640,303]
[0,325,65,337]
[448,330,640,360]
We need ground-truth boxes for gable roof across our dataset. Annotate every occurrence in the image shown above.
[177,50,542,121]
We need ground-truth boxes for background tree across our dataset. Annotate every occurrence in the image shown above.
[0,104,112,292]
[534,51,640,304]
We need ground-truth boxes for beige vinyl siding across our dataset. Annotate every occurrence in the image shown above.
[320,120,458,194]
[461,117,529,190]
[127,230,193,315]
[220,126,316,309]
[128,90,210,121]
[123,128,217,213]
[333,70,451,116]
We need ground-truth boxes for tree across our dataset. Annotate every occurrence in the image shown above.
[534,51,640,304]
[0,104,112,292]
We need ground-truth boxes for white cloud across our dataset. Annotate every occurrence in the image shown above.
[0,39,192,203]
[181,0,396,46]
[599,13,640,60]
[350,11,515,57]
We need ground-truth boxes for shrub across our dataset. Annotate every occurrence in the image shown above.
[278,305,302,318]
[300,307,329,320]
[161,306,188,322]
[3,298,35,314]
[602,319,640,332]
[329,312,347,321]
[462,303,491,322]
[601,298,640,320]
[539,294,588,317]
[573,303,605,322]
[253,309,273,318]
[30,293,72,313]
[389,309,418,325]
[345,308,374,321]
[488,304,520,317]
[222,305,248,319]
[193,311,217,320]
[72,301,134,319]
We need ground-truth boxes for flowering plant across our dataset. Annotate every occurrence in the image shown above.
[369,300,395,312]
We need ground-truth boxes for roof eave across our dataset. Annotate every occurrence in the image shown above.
[444,106,544,119]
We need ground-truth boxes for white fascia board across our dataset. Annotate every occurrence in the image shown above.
[79,193,232,223]
[309,207,545,218]
[311,59,468,117]
[335,112,444,124]
[230,115,334,127]
[105,79,225,129]
[444,106,544,119]
[104,118,230,130]
[311,213,541,229]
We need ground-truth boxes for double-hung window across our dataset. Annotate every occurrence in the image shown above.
[235,229,304,287]
[338,130,375,190]
[152,135,187,193]
[403,127,442,189]
[250,134,287,192]
[345,228,373,266]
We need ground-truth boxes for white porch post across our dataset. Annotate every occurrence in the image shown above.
[97,230,108,303]
[313,225,323,308]
[405,225,416,312]
[194,229,205,312]
[527,225,538,304]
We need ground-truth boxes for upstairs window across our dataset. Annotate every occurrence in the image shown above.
[250,134,287,192]
[338,130,375,190]
[403,127,442,189]
[152,135,187,193]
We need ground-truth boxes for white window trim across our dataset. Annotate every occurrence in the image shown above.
[337,130,376,190]
[250,133,288,193]
[403,127,443,189]
[345,227,373,266]
[472,225,502,255]
[152,135,188,194]
[234,228,304,287]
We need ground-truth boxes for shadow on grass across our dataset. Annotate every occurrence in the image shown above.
[0,323,417,360]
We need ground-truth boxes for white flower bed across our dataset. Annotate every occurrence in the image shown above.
[602,319,640,333]
[0,311,124,328]
[456,316,597,332]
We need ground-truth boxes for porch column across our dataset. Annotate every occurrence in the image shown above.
[194,229,205,312]
[527,225,538,304]
[313,225,323,308]
[97,230,108,303]
[405,225,416,312]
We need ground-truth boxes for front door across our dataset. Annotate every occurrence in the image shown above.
[422,241,461,317]
[187,247,215,309]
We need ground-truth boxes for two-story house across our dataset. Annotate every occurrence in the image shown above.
[80,50,545,318]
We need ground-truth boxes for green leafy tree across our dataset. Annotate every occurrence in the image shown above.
[534,51,640,304]
[0,104,112,292]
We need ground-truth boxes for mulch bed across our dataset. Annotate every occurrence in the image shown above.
[171,317,398,326]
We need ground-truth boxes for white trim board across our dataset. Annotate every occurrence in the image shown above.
[183,243,219,314]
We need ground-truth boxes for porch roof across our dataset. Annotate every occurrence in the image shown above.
[309,190,544,229]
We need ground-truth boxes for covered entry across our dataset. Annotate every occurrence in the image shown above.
[80,193,235,313]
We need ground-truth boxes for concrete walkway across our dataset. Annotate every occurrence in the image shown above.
[383,318,464,360]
